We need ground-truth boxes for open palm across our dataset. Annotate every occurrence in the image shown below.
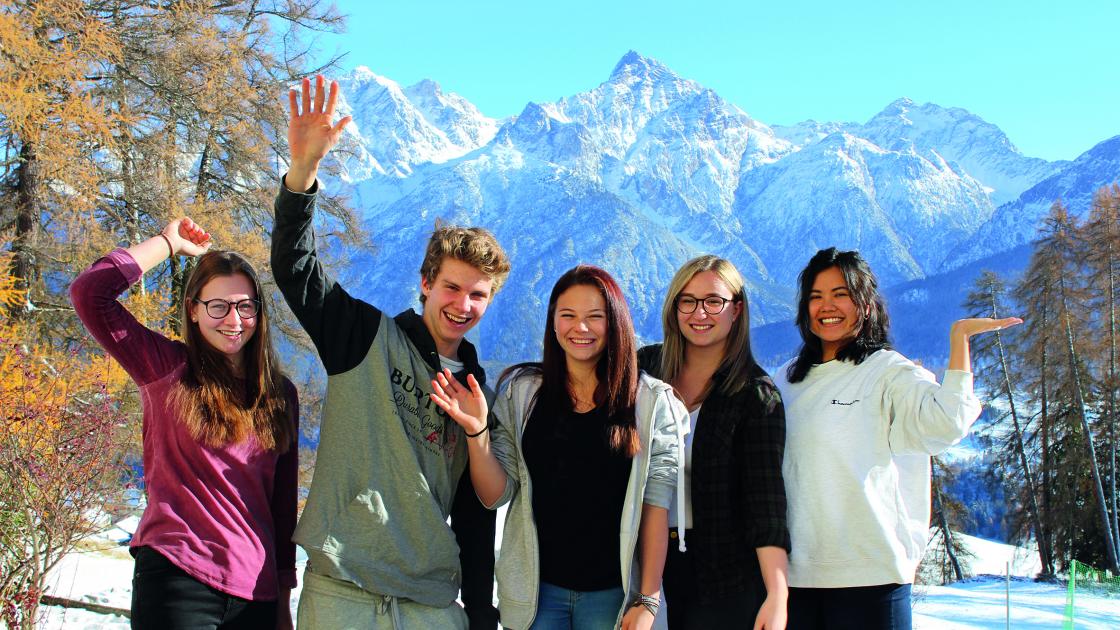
[953,316,1023,337]
[288,75,352,168]
[430,369,488,435]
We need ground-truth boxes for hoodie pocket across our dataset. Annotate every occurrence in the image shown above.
[324,490,389,558]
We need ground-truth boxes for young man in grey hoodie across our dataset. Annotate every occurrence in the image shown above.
[272,75,510,629]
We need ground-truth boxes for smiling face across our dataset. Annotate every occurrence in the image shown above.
[554,284,609,372]
[675,270,742,353]
[808,265,862,361]
[420,257,494,358]
[190,273,258,370]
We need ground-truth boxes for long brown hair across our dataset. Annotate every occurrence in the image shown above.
[170,251,294,452]
[659,255,755,401]
[501,265,640,457]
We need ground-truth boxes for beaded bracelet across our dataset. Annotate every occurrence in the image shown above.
[629,593,659,617]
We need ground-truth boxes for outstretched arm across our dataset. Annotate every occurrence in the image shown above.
[286,75,352,193]
[887,316,1025,455]
[430,369,509,507]
[273,75,380,375]
[947,317,1023,372]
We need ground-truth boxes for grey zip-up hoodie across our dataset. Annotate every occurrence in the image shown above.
[486,371,687,630]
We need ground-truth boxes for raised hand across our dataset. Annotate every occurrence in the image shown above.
[948,316,1023,372]
[429,369,488,435]
[951,316,1024,338]
[164,217,212,257]
[286,75,352,192]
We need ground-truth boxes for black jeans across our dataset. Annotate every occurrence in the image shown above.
[787,583,912,630]
[451,465,499,630]
[662,529,765,629]
[130,546,277,630]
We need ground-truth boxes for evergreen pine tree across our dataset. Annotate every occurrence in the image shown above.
[966,270,1054,576]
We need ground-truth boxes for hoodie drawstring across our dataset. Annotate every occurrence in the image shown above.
[376,594,403,629]
[674,398,688,553]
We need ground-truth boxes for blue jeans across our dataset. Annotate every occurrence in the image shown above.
[528,582,625,630]
[787,583,912,630]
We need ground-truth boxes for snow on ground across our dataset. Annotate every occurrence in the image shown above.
[915,577,1116,629]
[954,532,1042,577]
[37,525,1118,629]
[37,520,308,630]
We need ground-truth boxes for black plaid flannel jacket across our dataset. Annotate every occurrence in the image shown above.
[639,345,791,600]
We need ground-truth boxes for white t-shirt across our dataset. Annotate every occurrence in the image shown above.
[668,406,701,529]
[439,355,464,375]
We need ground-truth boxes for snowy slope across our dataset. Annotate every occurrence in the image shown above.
[331,67,497,181]
[732,130,994,287]
[857,98,1060,207]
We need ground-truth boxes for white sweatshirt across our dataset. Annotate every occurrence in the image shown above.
[774,349,981,588]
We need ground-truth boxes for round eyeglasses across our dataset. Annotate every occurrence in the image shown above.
[194,297,260,319]
[675,295,734,315]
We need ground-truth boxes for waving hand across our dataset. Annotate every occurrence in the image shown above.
[430,369,489,436]
[286,75,352,193]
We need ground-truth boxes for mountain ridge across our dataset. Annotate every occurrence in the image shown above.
[313,51,1119,364]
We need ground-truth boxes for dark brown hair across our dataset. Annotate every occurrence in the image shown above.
[170,251,294,452]
[501,265,640,457]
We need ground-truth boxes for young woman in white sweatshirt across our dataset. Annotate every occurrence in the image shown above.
[773,247,1019,630]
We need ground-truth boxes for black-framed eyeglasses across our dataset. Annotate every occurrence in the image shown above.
[194,298,260,319]
[676,295,735,315]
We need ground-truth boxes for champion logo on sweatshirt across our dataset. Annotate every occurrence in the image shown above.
[831,399,860,406]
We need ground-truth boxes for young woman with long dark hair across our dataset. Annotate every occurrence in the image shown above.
[638,255,790,630]
[774,247,1019,630]
[70,218,298,629]
[430,264,684,630]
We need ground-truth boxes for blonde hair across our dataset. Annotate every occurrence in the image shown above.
[419,222,510,303]
[659,255,755,399]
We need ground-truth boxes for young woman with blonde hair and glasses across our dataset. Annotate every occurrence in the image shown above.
[639,255,791,630]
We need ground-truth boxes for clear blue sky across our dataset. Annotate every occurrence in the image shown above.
[317,1,1118,161]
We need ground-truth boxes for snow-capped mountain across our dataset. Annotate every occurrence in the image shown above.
[855,98,1060,207]
[332,67,497,181]
[948,135,1120,269]
[771,98,1059,207]
[733,130,994,287]
[313,52,1118,364]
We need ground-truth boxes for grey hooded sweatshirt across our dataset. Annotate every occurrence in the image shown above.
[272,182,493,608]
